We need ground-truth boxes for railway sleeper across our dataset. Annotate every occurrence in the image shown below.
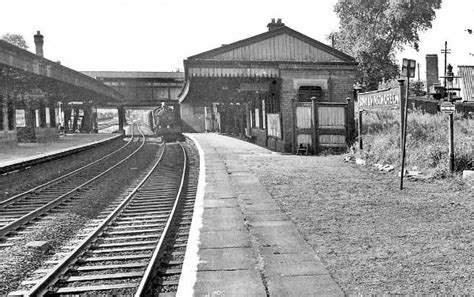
[122,207,171,214]
[74,262,148,272]
[62,271,144,282]
[140,188,180,194]
[159,268,183,276]
[109,223,165,230]
[90,245,156,254]
[104,227,164,236]
[129,198,175,205]
[134,193,177,199]
[0,212,26,218]
[171,242,187,248]
[94,240,157,248]
[53,283,137,294]
[101,234,161,241]
[82,253,151,262]
[138,187,178,192]
[126,203,173,209]
[162,260,182,266]
[119,211,171,217]
[113,218,168,225]
[127,202,175,209]
[160,279,180,286]
[2,204,44,210]
[120,211,169,218]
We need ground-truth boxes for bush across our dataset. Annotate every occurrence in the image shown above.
[359,108,473,177]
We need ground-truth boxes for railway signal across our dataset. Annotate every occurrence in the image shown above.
[440,64,459,173]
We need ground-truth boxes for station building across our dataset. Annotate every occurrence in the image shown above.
[179,19,358,153]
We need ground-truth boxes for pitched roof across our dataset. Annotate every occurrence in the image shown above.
[82,71,184,80]
[187,25,355,63]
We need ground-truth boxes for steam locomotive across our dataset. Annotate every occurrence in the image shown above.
[148,103,183,142]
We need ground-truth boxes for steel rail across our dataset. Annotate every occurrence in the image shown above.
[135,142,188,296]
[0,124,145,238]
[24,132,168,296]
[0,129,135,209]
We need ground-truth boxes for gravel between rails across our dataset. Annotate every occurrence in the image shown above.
[0,137,126,202]
[239,153,473,295]
[0,139,162,294]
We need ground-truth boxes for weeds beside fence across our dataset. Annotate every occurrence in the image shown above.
[358,108,473,178]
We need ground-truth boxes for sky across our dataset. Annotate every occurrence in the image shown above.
[1,0,473,78]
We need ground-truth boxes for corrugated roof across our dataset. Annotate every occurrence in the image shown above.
[458,66,474,101]
[81,71,184,80]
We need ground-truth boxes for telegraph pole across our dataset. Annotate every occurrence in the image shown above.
[441,41,451,89]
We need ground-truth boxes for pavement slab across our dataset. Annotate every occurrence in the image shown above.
[267,275,344,297]
[200,230,251,249]
[193,270,267,297]
[197,247,257,271]
[203,198,239,208]
[180,133,343,297]
[201,208,246,231]
[262,253,329,277]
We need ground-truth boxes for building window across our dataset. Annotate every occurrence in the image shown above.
[298,86,322,102]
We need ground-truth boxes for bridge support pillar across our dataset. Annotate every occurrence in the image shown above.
[118,105,124,133]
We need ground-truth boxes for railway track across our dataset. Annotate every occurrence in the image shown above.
[151,140,199,295]
[10,142,188,296]
[0,124,144,247]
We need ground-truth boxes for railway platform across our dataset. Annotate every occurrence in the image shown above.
[0,133,122,174]
[180,133,343,296]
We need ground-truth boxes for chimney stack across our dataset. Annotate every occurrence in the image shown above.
[34,31,44,57]
[267,18,285,31]
[425,54,439,95]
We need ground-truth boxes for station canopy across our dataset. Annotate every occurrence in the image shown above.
[0,40,123,107]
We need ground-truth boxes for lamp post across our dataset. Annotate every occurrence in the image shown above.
[354,83,363,150]
[400,59,416,190]
[446,64,455,173]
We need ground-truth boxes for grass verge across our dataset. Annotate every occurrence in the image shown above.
[358,108,473,178]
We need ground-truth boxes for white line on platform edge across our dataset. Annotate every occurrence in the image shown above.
[176,134,205,297]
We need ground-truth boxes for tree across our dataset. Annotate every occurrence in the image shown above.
[2,33,29,50]
[409,80,426,96]
[330,0,441,91]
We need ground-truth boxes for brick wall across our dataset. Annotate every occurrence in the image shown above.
[279,65,357,152]
[180,104,205,132]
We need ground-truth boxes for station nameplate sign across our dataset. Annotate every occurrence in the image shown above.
[358,87,400,109]
[440,102,455,114]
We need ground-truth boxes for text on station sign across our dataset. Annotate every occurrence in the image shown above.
[358,87,400,109]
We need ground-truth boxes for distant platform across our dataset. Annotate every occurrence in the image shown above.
[0,133,122,173]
